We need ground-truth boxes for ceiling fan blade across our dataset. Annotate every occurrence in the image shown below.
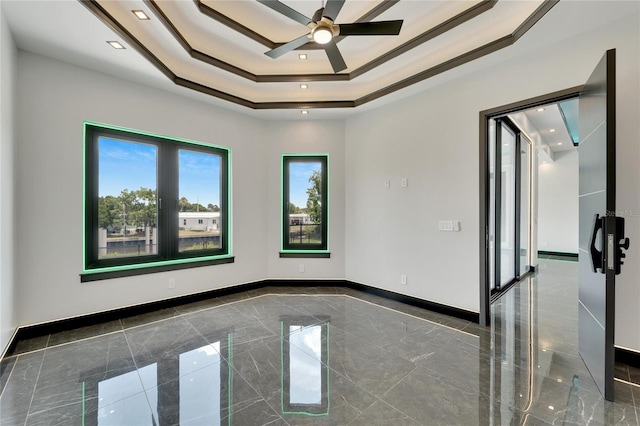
[322,0,345,21]
[323,40,347,73]
[257,0,312,26]
[338,20,403,36]
[265,34,311,59]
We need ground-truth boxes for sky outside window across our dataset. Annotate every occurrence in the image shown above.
[98,137,156,198]
[289,161,321,209]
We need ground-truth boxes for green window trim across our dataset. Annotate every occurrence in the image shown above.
[82,121,232,280]
[280,154,329,256]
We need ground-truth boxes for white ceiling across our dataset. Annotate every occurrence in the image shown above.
[522,101,577,153]
[2,1,637,119]
[2,0,550,108]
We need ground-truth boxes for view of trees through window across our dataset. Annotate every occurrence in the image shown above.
[98,138,158,259]
[97,139,222,259]
[178,149,222,253]
[287,161,323,245]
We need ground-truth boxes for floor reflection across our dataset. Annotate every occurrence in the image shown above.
[1,260,639,425]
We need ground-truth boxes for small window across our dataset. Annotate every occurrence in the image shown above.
[281,155,328,257]
[83,122,232,281]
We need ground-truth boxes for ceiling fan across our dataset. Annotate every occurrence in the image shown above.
[257,0,404,73]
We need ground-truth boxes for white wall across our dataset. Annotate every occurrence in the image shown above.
[538,150,579,254]
[0,4,18,354]
[9,1,640,355]
[14,52,347,327]
[265,120,346,279]
[345,7,640,350]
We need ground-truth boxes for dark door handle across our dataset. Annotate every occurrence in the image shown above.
[589,214,605,273]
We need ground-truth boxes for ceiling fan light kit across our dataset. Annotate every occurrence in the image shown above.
[258,0,403,73]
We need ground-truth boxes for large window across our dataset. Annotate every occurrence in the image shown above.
[281,155,328,257]
[83,122,232,281]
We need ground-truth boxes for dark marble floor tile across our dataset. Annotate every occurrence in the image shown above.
[348,400,422,426]
[229,337,378,425]
[290,326,417,398]
[142,355,286,426]
[47,320,123,347]
[230,294,326,336]
[184,303,278,358]
[8,335,49,357]
[120,307,180,329]
[27,332,140,418]
[505,374,636,425]
[0,355,17,395]
[25,389,154,426]
[616,363,631,381]
[629,365,640,386]
[123,316,213,389]
[302,296,438,347]
[0,351,45,426]
[5,259,640,425]
[379,364,496,426]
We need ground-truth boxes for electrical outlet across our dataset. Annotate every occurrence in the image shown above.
[401,274,407,285]
[401,178,408,188]
[384,180,390,189]
[168,279,176,289]
[299,264,305,273]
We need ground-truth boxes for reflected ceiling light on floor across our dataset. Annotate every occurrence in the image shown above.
[300,84,308,89]
[550,128,556,133]
[558,142,563,146]
[301,110,309,115]
[548,406,555,410]
[298,54,308,60]
[107,41,125,49]
[537,107,545,112]
[132,10,150,20]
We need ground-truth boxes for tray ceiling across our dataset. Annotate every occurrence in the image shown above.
[6,0,558,110]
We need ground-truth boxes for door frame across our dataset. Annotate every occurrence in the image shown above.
[478,86,583,326]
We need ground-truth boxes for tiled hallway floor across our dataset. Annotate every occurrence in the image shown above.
[1,260,639,425]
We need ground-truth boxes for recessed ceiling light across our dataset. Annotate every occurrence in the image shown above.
[549,128,556,133]
[298,54,307,60]
[537,107,545,112]
[301,110,309,115]
[107,41,126,50]
[300,84,308,89]
[132,10,150,20]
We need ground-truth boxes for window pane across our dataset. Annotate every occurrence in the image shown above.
[288,161,323,246]
[500,126,516,285]
[179,150,222,253]
[488,119,496,291]
[98,138,158,259]
[520,138,531,275]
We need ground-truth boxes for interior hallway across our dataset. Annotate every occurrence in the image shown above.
[1,259,639,425]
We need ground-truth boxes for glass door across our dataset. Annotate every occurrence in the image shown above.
[490,118,531,294]
[519,136,532,276]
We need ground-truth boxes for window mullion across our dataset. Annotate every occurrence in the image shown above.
[159,143,179,260]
